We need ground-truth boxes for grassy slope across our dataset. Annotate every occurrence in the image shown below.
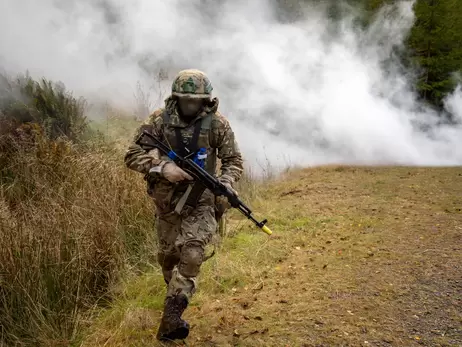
[80,166,462,347]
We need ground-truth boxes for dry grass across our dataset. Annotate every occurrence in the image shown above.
[1,106,460,347]
[79,166,462,347]
[0,134,157,346]
[0,71,166,346]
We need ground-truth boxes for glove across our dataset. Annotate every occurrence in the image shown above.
[160,161,193,183]
[215,175,237,219]
[218,175,238,196]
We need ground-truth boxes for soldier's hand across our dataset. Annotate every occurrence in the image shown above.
[216,175,237,214]
[161,162,193,183]
[219,175,238,196]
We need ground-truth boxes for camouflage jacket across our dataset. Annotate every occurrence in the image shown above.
[124,96,244,213]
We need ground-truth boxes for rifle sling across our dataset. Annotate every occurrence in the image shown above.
[171,116,208,214]
[174,184,193,215]
[185,182,207,207]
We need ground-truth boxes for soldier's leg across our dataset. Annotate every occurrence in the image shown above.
[155,213,181,285]
[155,212,186,342]
[168,203,217,299]
[157,204,217,342]
[156,204,217,341]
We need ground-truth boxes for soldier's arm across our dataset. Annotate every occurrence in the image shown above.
[212,113,244,184]
[124,109,165,175]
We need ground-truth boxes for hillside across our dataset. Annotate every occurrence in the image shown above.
[80,166,462,347]
[2,0,462,343]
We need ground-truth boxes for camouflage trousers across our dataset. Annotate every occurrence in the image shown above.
[156,203,217,300]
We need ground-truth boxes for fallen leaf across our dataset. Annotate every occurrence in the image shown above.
[252,282,264,291]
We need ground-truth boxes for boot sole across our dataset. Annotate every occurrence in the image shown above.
[158,326,189,341]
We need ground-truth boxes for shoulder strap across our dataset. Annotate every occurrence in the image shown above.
[169,112,213,157]
[162,109,169,124]
[191,113,213,152]
[200,113,212,130]
[189,117,204,154]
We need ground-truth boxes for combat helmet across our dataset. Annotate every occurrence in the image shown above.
[171,69,213,99]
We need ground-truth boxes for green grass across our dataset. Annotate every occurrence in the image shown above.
[79,166,462,347]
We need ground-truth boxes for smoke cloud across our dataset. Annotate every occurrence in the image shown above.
[1,0,461,173]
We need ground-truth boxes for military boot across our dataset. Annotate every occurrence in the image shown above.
[156,294,190,341]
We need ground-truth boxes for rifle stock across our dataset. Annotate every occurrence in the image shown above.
[136,128,273,236]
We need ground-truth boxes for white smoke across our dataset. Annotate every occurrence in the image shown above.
[445,85,462,123]
[1,0,461,173]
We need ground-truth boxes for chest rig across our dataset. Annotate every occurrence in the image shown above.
[161,110,217,214]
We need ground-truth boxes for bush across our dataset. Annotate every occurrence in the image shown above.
[0,73,157,346]
[0,72,88,142]
[0,138,157,346]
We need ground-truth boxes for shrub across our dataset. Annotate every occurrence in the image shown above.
[0,73,156,346]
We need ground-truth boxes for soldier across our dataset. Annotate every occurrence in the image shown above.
[124,69,243,341]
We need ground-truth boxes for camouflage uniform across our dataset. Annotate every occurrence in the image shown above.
[124,69,243,341]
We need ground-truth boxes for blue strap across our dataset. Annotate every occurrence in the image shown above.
[167,151,177,161]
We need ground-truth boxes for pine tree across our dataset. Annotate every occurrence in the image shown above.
[274,0,462,109]
[406,0,462,108]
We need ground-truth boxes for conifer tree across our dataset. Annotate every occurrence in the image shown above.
[406,0,462,108]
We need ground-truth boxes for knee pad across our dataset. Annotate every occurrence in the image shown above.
[178,245,204,278]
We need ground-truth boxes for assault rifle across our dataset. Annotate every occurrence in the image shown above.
[135,127,272,236]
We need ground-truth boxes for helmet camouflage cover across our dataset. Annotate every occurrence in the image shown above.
[171,69,213,98]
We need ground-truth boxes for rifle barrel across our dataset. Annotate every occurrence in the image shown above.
[138,130,273,236]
